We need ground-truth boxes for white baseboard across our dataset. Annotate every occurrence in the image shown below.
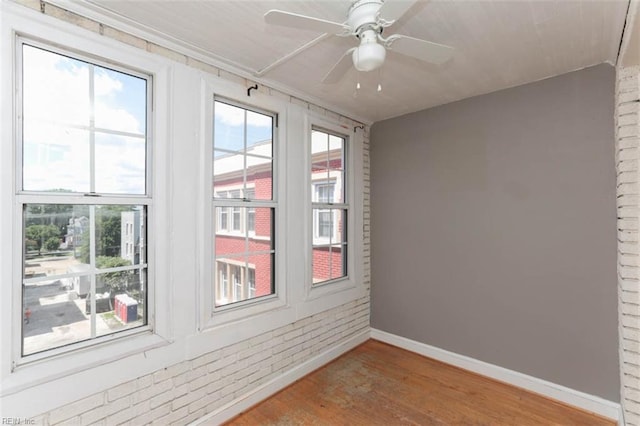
[370,328,621,422]
[191,330,370,425]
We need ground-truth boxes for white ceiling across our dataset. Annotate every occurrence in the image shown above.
[77,0,629,123]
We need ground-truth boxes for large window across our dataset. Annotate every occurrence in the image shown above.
[17,41,150,356]
[213,99,275,307]
[311,129,348,284]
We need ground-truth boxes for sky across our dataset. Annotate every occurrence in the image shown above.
[214,100,273,162]
[22,44,146,194]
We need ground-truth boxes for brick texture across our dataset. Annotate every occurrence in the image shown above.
[616,65,640,426]
[10,2,371,425]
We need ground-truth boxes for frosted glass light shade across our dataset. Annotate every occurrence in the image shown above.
[352,42,386,72]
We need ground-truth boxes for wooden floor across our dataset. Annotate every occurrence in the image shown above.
[226,340,614,425]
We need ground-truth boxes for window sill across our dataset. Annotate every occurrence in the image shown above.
[1,331,170,397]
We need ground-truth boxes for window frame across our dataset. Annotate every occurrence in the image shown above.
[303,115,363,305]
[13,37,157,363]
[1,7,172,389]
[198,80,287,330]
[309,125,349,287]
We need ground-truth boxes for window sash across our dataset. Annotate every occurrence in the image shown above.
[310,127,348,285]
[212,97,277,309]
[16,38,153,198]
[16,37,153,358]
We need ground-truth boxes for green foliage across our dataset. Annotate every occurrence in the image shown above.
[43,237,61,252]
[97,214,121,257]
[96,256,130,269]
[25,224,60,255]
[78,206,127,263]
[97,256,132,294]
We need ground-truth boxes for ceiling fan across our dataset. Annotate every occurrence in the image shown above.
[264,0,454,84]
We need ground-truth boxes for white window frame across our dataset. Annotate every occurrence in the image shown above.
[0,5,171,393]
[15,38,154,360]
[198,78,287,330]
[302,115,364,306]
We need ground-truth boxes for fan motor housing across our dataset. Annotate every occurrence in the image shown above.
[348,0,383,34]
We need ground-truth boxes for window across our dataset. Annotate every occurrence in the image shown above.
[313,182,336,239]
[218,263,228,301]
[213,99,275,307]
[248,269,256,298]
[311,129,347,284]
[231,265,242,300]
[18,41,150,356]
[246,189,256,234]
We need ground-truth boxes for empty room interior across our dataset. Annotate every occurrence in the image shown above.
[1,0,639,424]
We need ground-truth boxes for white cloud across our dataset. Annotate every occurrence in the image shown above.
[215,101,272,127]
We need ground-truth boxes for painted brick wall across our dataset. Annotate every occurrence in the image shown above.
[31,298,370,425]
[616,65,640,426]
[10,1,372,424]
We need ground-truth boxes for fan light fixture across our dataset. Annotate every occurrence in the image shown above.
[263,0,455,85]
[352,29,386,72]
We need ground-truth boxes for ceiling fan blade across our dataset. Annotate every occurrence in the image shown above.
[386,35,453,64]
[378,0,419,23]
[322,48,356,84]
[265,10,349,35]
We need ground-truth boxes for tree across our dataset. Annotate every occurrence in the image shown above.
[98,214,121,257]
[25,224,60,255]
[78,206,127,263]
[43,237,61,252]
[96,256,132,294]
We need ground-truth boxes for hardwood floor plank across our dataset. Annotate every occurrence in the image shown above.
[225,340,615,425]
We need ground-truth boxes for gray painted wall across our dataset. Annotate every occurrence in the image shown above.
[370,64,619,401]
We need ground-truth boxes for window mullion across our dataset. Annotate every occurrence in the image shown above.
[16,194,152,205]
[89,64,96,194]
[89,205,97,338]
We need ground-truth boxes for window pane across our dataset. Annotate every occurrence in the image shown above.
[215,261,230,304]
[23,276,91,355]
[214,207,272,245]
[311,131,345,204]
[23,123,90,192]
[95,134,146,194]
[23,45,90,128]
[24,204,90,280]
[22,204,147,355]
[246,110,273,151]
[94,68,147,135]
[95,206,145,266]
[331,170,345,204]
[246,253,273,300]
[214,100,274,201]
[214,208,274,307]
[214,101,245,152]
[313,207,341,242]
[312,244,346,284]
[330,244,347,281]
[215,254,273,307]
[246,155,272,200]
[95,269,146,337]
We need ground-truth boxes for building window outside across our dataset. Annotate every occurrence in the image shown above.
[311,129,348,285]
[18,41,150,356]
[213,99,275,307]
[314,182,336,239]
[218,263,228,301]
[248,269,256,298]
